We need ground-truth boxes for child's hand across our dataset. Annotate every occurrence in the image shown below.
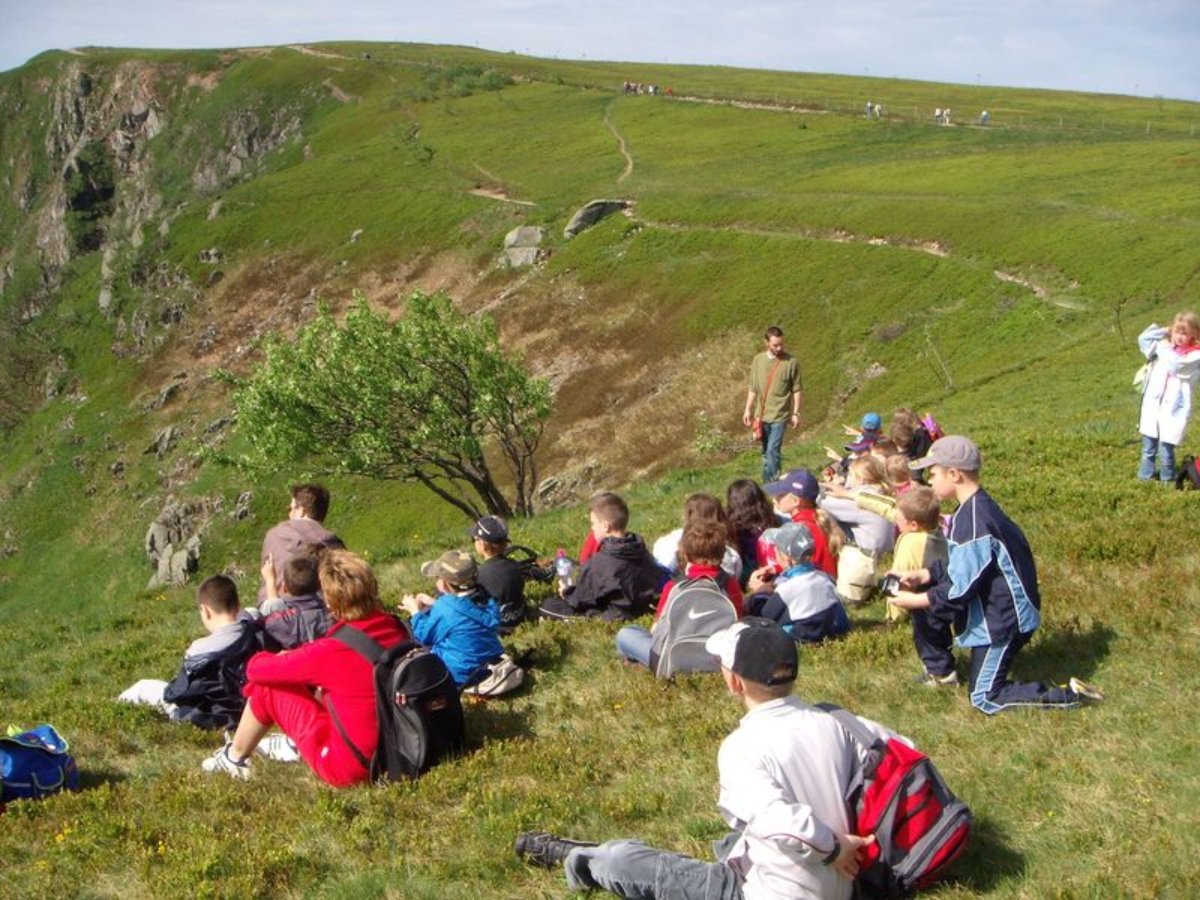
[842,424,860,437]
[888,590,931,611]
[260,555,278,600]
[893,568,931,590]
[832,833,874,879]
[400,593,433,615]
[747,566,776,594]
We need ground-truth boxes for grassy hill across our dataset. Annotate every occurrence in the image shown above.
[1,42,1198,898]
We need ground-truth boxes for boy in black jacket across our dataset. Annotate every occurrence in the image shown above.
[540,493,665,622]
[118,575,261,730]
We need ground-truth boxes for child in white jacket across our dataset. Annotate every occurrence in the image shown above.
[1138,312,1200,482]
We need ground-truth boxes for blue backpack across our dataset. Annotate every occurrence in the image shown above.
[1,724,80,803]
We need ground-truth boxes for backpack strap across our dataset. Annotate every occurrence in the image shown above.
[326,624,387,772]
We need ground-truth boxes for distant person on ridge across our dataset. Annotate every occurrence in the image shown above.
[259,484,344,601]
[742,326,804,483]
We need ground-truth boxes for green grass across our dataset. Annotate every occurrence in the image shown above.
[1,42,1199,898]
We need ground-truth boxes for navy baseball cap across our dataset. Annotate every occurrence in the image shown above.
[763,468,819,501]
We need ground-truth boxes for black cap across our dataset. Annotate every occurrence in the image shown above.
[704,617,798,686]
[468,515,509,542]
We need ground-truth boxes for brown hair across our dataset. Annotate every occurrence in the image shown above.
[764,325,783,339]
[890,420,915,451]
[318,549,382,622]
[871,437,898,457]
[292,483,331,522]
[813,509,844,557]
[726,479,777,535]
[283,553,321,596]
[683,493,731,537]
[197,575,239,616]
[591,492,630,532]
[892,407,921,432]
[897,487,941,531]
[679,520,728,567]
[885,454,913,487]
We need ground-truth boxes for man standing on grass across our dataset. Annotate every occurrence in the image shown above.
[742,326,803,483]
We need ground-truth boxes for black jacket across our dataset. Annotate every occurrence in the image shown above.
[261,593,332,651]
[565,534,666,621]
[162,619,262,730]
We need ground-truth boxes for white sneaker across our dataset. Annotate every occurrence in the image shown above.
[201,741,252,780]
[255,732,301,763]
[1069,676,1105,702]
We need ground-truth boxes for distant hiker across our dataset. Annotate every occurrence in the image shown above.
[943,107,951,125]
[119,575,260,731]
[726,478,778,587]
[400,550,504,688]
[980,110,990,125]
[742,326,804,483]
[616,520,744,671]
[745,524,850,643]
[866,100,874,119]
[1136,312,1200,482]
[470,515,528,633]
[934,107,942,124]
[651,492,742,583]
[259,484,344,601]
[875,102,883,118]
[888,436,1104,711]
[258,552,332,651]
[539,492,665,621]
[201,550,409,784]
[516,618,888,898]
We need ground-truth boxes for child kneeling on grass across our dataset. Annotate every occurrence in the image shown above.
[516,617,890,900]
[201,550,409,784]
[616,521,744,672]
[118,574,261,731]
[400,550,505,689]
[888,436,1104,712]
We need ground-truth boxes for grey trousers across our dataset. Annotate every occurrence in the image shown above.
[564,840,744,900]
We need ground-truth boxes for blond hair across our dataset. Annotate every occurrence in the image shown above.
[885,454,913,488]
[1172,311,1200,343]
[318,549,382,622]
[850,455,893,496]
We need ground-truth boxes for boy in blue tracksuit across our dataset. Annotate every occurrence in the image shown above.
[401,550,504,687]
[890,436,1103,714]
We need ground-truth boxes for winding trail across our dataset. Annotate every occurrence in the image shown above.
[604,105,635,184]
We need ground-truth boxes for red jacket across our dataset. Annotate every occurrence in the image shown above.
[655,563,745,619]
[791,508,838,578]
[245,611,408,786]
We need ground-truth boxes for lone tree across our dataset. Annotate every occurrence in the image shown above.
[227,291,552,519]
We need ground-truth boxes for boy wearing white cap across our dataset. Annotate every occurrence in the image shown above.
[516,618,894,899]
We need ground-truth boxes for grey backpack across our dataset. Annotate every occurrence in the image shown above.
[649,577,738,679]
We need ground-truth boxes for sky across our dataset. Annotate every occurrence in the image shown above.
[1,0,1197,100]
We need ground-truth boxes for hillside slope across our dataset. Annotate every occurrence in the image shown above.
[0,43,1198,898]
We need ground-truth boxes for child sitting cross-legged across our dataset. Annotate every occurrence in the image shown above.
[615,521,744,675]
[745,523,850,643]
[401,550,506,689]
[119,574,261,731]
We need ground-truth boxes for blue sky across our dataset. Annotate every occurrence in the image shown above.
[2,0,1197,100]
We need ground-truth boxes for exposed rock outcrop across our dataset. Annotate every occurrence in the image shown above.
[502,225,545,267]
[564,199,630,238]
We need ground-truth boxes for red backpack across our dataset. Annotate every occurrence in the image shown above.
[819,705,971,898]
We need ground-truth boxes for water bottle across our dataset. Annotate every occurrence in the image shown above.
[554,548,574,591]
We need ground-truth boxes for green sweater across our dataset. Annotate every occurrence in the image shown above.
[748,351,802,422]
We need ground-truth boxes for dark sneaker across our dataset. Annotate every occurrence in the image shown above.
[914,669,959,687]
[514,831,597,869]
[1069,676,1105,702]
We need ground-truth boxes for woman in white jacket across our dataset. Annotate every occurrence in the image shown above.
[1138,312,1200,481]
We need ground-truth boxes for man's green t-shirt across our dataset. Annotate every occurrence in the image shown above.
[748,351,802,423]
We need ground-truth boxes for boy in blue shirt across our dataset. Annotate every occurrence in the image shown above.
[401,550,504,688]
[889,436,1103,714]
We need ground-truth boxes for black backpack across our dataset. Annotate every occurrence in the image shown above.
[1175,456,1200,490]
[329,626,466,781]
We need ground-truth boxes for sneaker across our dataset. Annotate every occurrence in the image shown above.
[201,741,252,780]
[255,732,301,763]
[1069,676,1105,702]
[514,831,597,869]
[914,669,959,687]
